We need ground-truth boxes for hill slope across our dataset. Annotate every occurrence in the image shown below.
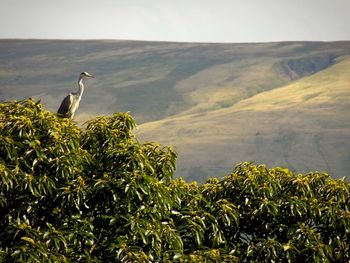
[138,57,350,181]
[0,40,350,181]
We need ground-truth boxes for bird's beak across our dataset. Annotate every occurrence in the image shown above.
[89,74,94,78]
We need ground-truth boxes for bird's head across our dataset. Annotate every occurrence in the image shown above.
[80,72,94,78]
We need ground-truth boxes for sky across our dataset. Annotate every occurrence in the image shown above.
[0,0,350,43]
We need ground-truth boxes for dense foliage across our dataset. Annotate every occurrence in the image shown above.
[0,99,349,262]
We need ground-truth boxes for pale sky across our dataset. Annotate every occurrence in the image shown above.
[0,0,350,42]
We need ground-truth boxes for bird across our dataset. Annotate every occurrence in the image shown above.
[57,72,94,119]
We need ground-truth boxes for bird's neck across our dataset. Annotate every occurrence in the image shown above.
[78,77,85,96]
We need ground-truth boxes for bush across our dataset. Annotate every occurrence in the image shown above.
[0,99,349,262]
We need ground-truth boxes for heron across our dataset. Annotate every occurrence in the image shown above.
[57,72,94,118]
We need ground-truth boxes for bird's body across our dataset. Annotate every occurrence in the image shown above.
[57,72,94,118]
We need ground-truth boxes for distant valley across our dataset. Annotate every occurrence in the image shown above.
[0,40,350,182]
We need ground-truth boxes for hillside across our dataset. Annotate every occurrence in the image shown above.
[138,58,350,181]
[0,40,350,181]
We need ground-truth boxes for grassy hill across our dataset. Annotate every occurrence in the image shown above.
[137,57,350,181]
[1,40,350,182]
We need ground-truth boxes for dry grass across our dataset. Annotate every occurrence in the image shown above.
[137,58,350,182]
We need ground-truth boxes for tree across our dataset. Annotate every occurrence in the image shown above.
[0,99,349,262]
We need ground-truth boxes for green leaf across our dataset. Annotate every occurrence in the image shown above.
[21,237,35,245]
